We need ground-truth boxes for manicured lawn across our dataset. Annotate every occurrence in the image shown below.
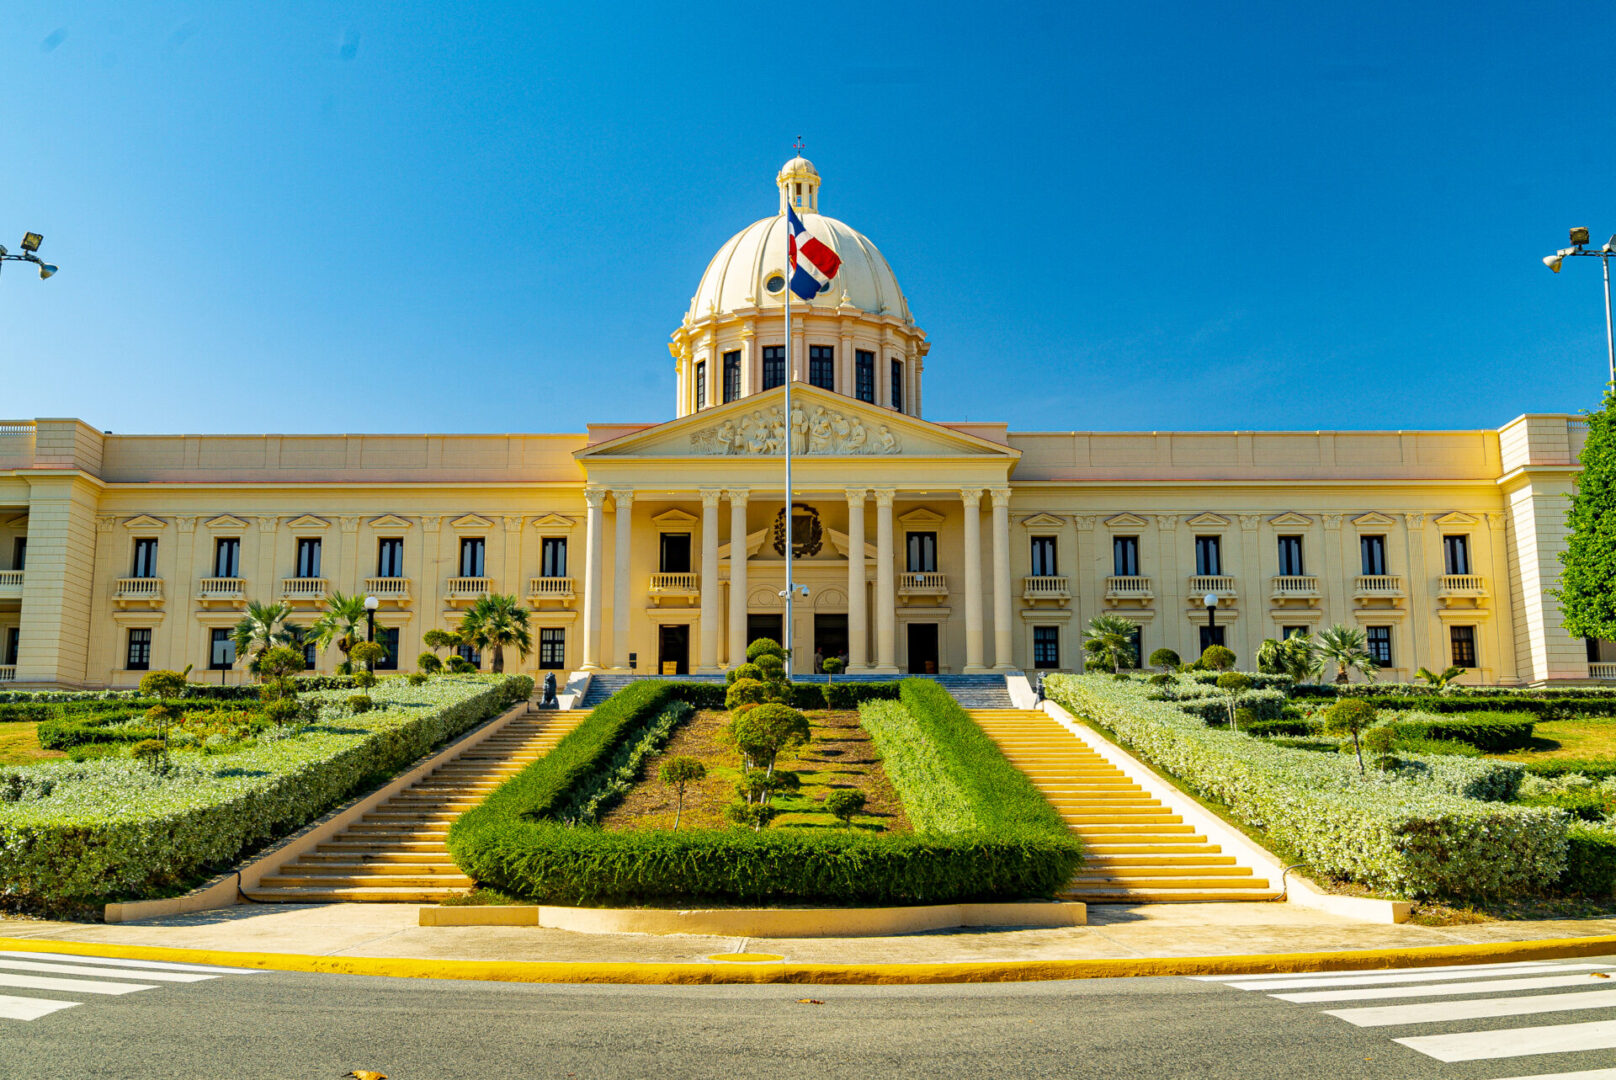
[1496,719,1616,762]
[0,721,64,766]
[596,708,910,833]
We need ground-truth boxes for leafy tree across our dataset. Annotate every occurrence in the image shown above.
[349,640,388,678]
[231,601,300,677]
[138,667,191,699]
[1315,624,1378,685]
[1323,698,1378,774]
[1083,614,1139,673]
[1215,671,1252,729]
[1415,666,1465,690]
[1200,644,1236,671]
[145,703,174,744]
[309,592,370,674]
[822,656,844,685]
[1557,388,1616,641]
[729,703,810,777]
[422,629,461,656]
[1147,648,1180,673]
[258,644,307,724]
[825,789,867,827]
[458,594,532,674]
[725,801,777,831]
[658,755,706,830]
[1257,632,1319,682]
[1361,723,1399,771]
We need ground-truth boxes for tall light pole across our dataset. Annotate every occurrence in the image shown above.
[0,232,59,282]
[363,594,379,672]
[1543,226,1616,386]
[1203,592,1219,650]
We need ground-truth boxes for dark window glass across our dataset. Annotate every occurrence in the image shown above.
[1194,535,1221,576]
[3,627,17,667]
[459,538,485,577]
[374,627,399,670]
[1450,625,1477,668]
[295,538,321,578]
[891,358,904,411]
[722,350,741,403]
[131,538,159,578]
[762,346,786,390]
[1198,625,1226,652]
[808,345,835,390]
[1360,535,1387,576]
[855,350,875,403]
[660,533,692,574]
[1126,625,1143,669]
[11,537,24,571]
[906,532,938,573]
[1113,536,1140,577]
[1033,626,1060,669]
[126,628,151,671]
[540,627,566,669]
[1030,536,1058,577]
[1443,534,1471,575]
[214,537,240,578]
[1277,535,1305,576]
[209,628,235,670]
[694,360,706,409]
[1588,636,1603,664]
[541,537,568,578]
[1367,625,1392,665]
[377,538,404,578]
[303,641,317,670]
[457,643,482,667]
[1282,625,1309,639]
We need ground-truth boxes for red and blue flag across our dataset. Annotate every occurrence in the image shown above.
[786,205,841,300]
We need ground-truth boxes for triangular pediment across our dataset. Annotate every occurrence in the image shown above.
[369,514,413,529]
[898,507,946,526]
[203,514,249,530]
[1351,511,1397,528]
[651,508,699,526]
[1184,512,1230,529]
[449,514,494,530]
[529,513,576,529]
[1269,512,1313,527]
[123,514,167,529]
[577,384,1018,461]
[284,514,329,529]
[1433,511,1478,527]
[1020,512,1067,529]
[1104,512,1149,530]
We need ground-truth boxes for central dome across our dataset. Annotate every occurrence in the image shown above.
[685,157,911,323]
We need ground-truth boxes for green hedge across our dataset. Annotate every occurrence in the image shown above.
[0,675,530,903]
[645,680,901,711]
[1393,712,1536,753]
[1523,758,1616,781]
[1561,827,1616,896]
[449,678,1082,906]
[1293,686,1616,720]
[0,676,362,710]
[35,701,265,750]
[1047,674,1566,898]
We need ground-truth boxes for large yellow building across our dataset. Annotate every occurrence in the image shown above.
[0,158,1599,687]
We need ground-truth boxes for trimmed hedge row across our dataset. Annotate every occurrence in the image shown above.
[0,676,362,710]
[1523,758,1616,781]
[1291,684,1616,720]
[1563,827,1616,896]
[36,702,262,750]
[1047,674,1565,898]
[448,678,1082,906]
[1394,712,1536,753]
[649,680,901,711]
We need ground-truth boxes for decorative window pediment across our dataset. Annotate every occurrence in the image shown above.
[1433,511,1479,528]
[1268,512,1313,527]
[898,507,946,526]
[369,514,413,529]
[449,514,494,530]
[529,513,576,529]
[651,508,699,526]
[123,514,168,530]
[203,514,249,531]
[1183,512,1231,529]
[1351,511,1397,528]
[1104,512,1150,529]
[1019,512,1067,528]
[284,514,330,529]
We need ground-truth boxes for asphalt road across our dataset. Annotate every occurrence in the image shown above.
[3,954,1616,1080]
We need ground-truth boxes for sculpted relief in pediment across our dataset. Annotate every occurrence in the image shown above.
[689,404,902,457]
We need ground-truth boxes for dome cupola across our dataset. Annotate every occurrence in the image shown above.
[777,155,821,214]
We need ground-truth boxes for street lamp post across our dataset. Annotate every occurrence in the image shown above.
[363,595,379,672]
[1543,227,1616,386]
[0,231,59,282]
[1203,591,1219,651]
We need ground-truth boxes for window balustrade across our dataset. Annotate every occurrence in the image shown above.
[1187,574,1236,597]
[279,577,328,603]
[363,576,412,604]
[113,577,164,607]
[648,572,700,595]
[898,571,948,597]
[1354,574,1405,598]
[1438,574,1488,606]
[527,576,576,600]
[1270,575,1320,600]
[1021,575,1070,601]
[445,576,492,604]
[0,570,21,592]
[196,577,247,607]
[1104,575,1153,601]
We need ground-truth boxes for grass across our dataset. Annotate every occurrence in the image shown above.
[0,721,64,766]
[596,709,910,834]
[1496,719,1616,763]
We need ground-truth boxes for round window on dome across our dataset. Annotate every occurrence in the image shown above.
[765,272,786,295]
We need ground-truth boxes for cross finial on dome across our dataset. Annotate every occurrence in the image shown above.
[792,135,805,155]
[777,149,821,215]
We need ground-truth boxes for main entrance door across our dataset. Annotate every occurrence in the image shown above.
[814,614,848,671]
[747,614,783,650]
[907,623,939,674]
[658,625,689,675]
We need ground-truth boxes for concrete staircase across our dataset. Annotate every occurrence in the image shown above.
[933,674,1014,709]
[246,710,581,903]
[968,708,1278,903]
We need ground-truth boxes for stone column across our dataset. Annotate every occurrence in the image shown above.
[845,488,868,669]
[727,489,749,668]
[698,489,721,673]
[14,476,100,687]
[991,489,1015,671]
[874,488,897,672]
[961,488,985,672]
[739,326,755,399]
[611,489,634,670]
[580,489,606,670]
[839,326,854,398]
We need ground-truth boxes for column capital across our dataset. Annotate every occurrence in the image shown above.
[725,487,749,505]
[584,487,608,509]
[255,516,278,533]
[1155,513,1177,530]
[990,488,1012,509]
[611,488,634,510]
[1238,514,1262,531]
[95,515,117,533]
[699,488,723,508]
[421,514,441,533]
[339,515,361,533]
[960,487,984,507]
[1487,512,1507,532]
[503,515,524,533]
[175,515,198,534]
[1321,513,1343,530]
[872,488,897,508]
[1073,514,1096,531]
[1404,512,1425,531]
[845,487,869,504]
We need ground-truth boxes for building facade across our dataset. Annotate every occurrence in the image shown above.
[0,158,1600,687]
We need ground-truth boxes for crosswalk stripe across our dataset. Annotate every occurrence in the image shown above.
[1394,1017,1616,1062]
[0,972,155,996]
[1190,960,1579,984]
[1326,987,1616,1027]
[1274,972,1613,1004]
[0,958,218,983]
[1483,1070,1616,1080]
[1220,963,1602,992]
[0,995,81,1021]
[0,950,264,975]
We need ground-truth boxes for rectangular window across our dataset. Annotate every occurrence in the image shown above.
[1443,534,1471,575]
[131,538,159,578]
[209,628,235,671]
[855,350,875,403]
[694,360,706,409]
[1030,536,1058,577]
[659,533,692,574]
[12,537,25,570]
[457,643,482,667]
[762,345,785,390]
[3,627,17,667]
[1450,625,1477,668]
[303,641,318,670]
[126,628,152,671]
[540,627,566,670]
[295,538,321,578]
[1282,625,1309,640]
[808,345,835,390]
[1033,626,1060,669]
[1194,535,1222,576]
[1113,536,1140,577]
[459,537,485,577]
[1366,625,1392,666]
[722,350,741,403]
[541,537,568,578]
[1277,535,1305,576]
[1198,625,1226,652]
[891,358,904,411]
[374,627,399,671]
[213,537,240,578]
[906,531,938,573]
[1126,625,1143,669]
[376,538,404,578]
[1360,535,1387,576]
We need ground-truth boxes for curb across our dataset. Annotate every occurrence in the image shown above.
[5,933,1615,985]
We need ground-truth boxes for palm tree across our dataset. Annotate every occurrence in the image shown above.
[231,600,300,677]
[1415,665,1465,690]
[308,591,370,674]
[1083,613,1139,673]
[1256,631,1320,683]
[458,593,532,674]
[1314,623,1378,685]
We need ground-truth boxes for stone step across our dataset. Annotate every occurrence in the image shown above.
[1086,854,1236,867]
[245,887,465,903]
[260,873,475,889]
[1060,888,1284,903]
[1075,864,1254,879]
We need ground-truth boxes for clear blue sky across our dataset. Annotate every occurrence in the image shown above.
[5,2,1613,435]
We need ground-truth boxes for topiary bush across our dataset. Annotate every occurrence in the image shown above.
[726,662,762,685]
[746,637,786,662]
[346,694,374,714]
[137,670,190,700]
[417,653,443,675]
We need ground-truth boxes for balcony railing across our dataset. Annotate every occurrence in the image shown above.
[896,571,948,598]
[0,569,21,593]
[279,577,328,603]
[445,576,493,602]
[196,577,247,605]
[1354,574,1405,599]
[1022,575,1070,601]
[1104,575,1153,601]
[1188,575,1236,598]
[1438,574,1489,605]
[0,665,14,682]
[364,576,412,604]
[1270,575,1320,600]
[113,576,164,607]
[649,572,701,596]
[527,575,576,600]
[1591,662,1616,681]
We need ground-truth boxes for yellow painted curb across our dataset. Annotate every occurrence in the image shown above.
[3,934,1616,985]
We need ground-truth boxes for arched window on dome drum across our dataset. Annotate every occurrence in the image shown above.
[809,345,834,391]
[763,346,785,390]
[856,350,875,403]
[891,358,904,412]
[723,351,741,403]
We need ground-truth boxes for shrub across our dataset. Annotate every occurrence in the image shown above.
[137,670,190,700]
[1396,735,1484,758]
[264,697,303,725]
[725,678,767,710]
[1524,758,1616,781]
[726,801,779,830]
[746,637,786,662]
[1323,699,1379,773]
[351,671,378,690]
[417,653,443,674]
[448,656,477,674]
[130,739,168,769]
[825,790,867,826]
[728,703,810,774]
[753,653,786,680]
[1392,712,1536,753]
[819,681,901,710]
[1561,826,1616,897]
[1362,724,1399,771]
[1244,716,1315,738]
[1200,645,1236,671]
[555,702,692,825]
[726,662,762,685]
[346,695,374,714]
[407,672,429,686]
[1148,648,1181,672]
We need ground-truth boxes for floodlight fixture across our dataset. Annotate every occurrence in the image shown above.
[36,263,55,280]
[1570,227,1591,247]
[1544,227,1616,385]
[0,231,60,284]
[1544,253,1565,273]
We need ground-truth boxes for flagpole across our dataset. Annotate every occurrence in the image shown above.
[782,200,796,673]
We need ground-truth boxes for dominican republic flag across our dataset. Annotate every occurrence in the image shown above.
[786,204,841,300]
